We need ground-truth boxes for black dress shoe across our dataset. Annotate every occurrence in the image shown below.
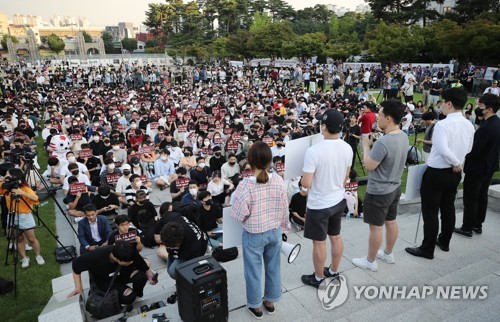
[472,227,482,234]
[454,227,472,238]
[436,239,449,252]
[405,247,434,259]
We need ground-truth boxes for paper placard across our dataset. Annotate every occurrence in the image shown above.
[405,164,428,201]
[222,207,242,249]
[199,124,208,131]
[70,134,82,141]
[195,109,203,116]
[115,231,137,243]
[149,122,159,130]
[224,128,233,135]
[69,182,87,195]
[226,143,238,151]
[275,162,284,173]
[242,170,254,178]
[212,107,220,115]
[208,116,216,124]
[243,118,252,124]
[167,116,176,123]
[176,177,189,189]
[202,147,212,155]
[141,145,154,154]
[106,173,121,185]
[79,149,93,159]
[263,137,273,146]
[232,133,240,141]
[214,137,223,145]
[257,129,264,136]
[345,181,358,193]
[140,175,148,185]
[178,125,187,132]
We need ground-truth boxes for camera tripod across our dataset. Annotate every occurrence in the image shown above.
[343,122,365,175]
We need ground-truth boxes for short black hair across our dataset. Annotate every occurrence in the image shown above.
[48,157,59,166]
[160,221,184,248]
[98,184,111,196]
[112,241,136,262]
[421,111,437,121]
[479,93,500,113]
[441,88,468,110]
[83,203,97,213]
[198,190,211,201]
[129,174,141,183]
[159,201,172,216]
[114,214,130,225]
[380,99,405,124]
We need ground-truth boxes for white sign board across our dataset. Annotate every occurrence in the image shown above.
[284,134,323,180]
[405,164,428,201]
[222,207,242,249]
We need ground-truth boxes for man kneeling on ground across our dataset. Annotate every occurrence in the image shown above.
[67,241,157,305]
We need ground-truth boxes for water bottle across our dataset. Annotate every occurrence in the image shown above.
[346,212,351,222]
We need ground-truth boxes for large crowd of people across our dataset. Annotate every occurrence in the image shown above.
[0,59,499,319]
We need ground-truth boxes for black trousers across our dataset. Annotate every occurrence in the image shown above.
[462,174,491,231]
[420,167,462,254]
[95,268,148,305]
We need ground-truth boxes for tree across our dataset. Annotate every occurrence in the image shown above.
[249,21,295,58]
[47,33,65,55]
[1,34,19,49]
[285,32,327,61]
[121,38,138,53]
[101,31,115,54]
[451,0,500,23]
[82,31,93,43]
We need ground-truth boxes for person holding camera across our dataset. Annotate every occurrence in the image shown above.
[0,168,45,268]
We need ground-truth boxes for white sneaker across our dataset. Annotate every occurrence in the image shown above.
[74,217,84,223]
[8,242,16,250]
[352,257,378,272]
[25,244,33,251]
[36,255,45,265]
[21,257,30,268]
[377,250,395,264]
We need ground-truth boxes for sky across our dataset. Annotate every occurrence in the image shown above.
[1,0,366,28]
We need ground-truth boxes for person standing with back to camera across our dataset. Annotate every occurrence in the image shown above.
[231,141,290,319]
[301,109,353,288]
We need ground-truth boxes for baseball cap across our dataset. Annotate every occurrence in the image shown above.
[316,109,344,131]
[432,77,437,82]
[121,164,131,170]
[406,103,415,111]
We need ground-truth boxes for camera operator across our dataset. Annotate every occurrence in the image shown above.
[0,168,45,268]
[416,112,437,162]
[346,113,361,168]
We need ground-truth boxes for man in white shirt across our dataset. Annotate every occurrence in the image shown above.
[363,70,371,90]
[483,80,499,96]
[220,154,240,180]
[401,104,414,134]
[406,88,474,259]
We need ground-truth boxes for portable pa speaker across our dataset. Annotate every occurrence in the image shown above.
[175,255,228,322]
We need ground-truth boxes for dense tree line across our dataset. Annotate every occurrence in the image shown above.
[134,0,499,64]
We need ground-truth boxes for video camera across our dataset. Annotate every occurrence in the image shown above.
[1,177,20,190]
[10,150,38,165]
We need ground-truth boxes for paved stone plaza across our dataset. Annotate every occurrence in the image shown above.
[39,186,500,322]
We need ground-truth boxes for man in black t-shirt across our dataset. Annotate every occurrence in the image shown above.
[209,146,226,172]
[108,215,145,252]
[91,184,120,220]
[347,114,361,168]
[160,216,208,279]
[289,181,308,230]
[128,191,157,247]
[66,242,157,305]
[198,191,223,247]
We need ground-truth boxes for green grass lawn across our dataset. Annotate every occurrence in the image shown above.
[0,137,61,322]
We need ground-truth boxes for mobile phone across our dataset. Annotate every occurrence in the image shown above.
[152,272,158,283]
[152,313,166,322]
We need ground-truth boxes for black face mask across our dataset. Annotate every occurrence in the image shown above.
[215,152,221,157]
[184,153,191,157]
[71,170,79,175]
[475,108,484,117]
[204,199,212,206]
[229,161,236,166]
[277,143,283,148]
[123,170,131,176]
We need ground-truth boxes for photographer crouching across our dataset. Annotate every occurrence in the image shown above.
[0,168,45,268]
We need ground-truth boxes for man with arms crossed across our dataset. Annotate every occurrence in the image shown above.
[406,88,474,259]
[301,109,353,288]
[351,100,409,271]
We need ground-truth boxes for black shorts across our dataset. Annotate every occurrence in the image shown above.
[363,186,402,226]
[304,199,346,241]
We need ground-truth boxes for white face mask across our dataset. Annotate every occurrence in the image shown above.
[189,188,198,196]
[93,136,100,142]
[301,187,308,192]
[67,156,76,163]
[161,155,168,161]
[204,141,210,146]
[108,164,115,170]
[94,122,99,127]
[198,162,206,168]
[131,124,137,129]
[101,195,109,199]
[112,146,120,151]
[243,136,249,141]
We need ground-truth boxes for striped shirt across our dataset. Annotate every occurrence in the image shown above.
[231,173,290,234]
[124,185,150,204]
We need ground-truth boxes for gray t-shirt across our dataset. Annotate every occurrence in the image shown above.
[367,132,409,195]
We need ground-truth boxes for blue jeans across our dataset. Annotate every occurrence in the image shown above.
[167,253,185,280]
[242,228,282,308]
[209,233,223,248]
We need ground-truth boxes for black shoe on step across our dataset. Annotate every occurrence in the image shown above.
[436,239,449,252]
[405,247,434,259]
[472,227,482,234]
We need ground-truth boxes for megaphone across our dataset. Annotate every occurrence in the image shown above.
[281,242,301,264]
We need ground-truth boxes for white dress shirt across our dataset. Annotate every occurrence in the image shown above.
[427,112,474,168]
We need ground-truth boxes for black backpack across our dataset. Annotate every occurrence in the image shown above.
[55,245,77,263]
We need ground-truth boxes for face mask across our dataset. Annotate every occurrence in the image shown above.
[71,170,79,175]
[277,143,283,148]
[94,122,99,127]
[215,152,221,157]
[184,153,191,157]
[189,188,198,196]
[108,164,115,170]
[301,187,308,192]
[113,146,120,151]
[229,161,236,166]
[161,156,168,161]
[225,117,230,121]
[93,136,100,142]
[475,108,484,117]
[72,123,78,126]
[198,162,206,168]
[204,141,210,146]
[123,170,131,176]
[131,124,137,129]
[204,199,212,206]
[101,194,109,199]
[243,136,249,141]
[134,181,141,187]
[68,156,76,163]
[133,161,140,166]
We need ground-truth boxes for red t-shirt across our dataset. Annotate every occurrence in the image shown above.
[359,112,376,134]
